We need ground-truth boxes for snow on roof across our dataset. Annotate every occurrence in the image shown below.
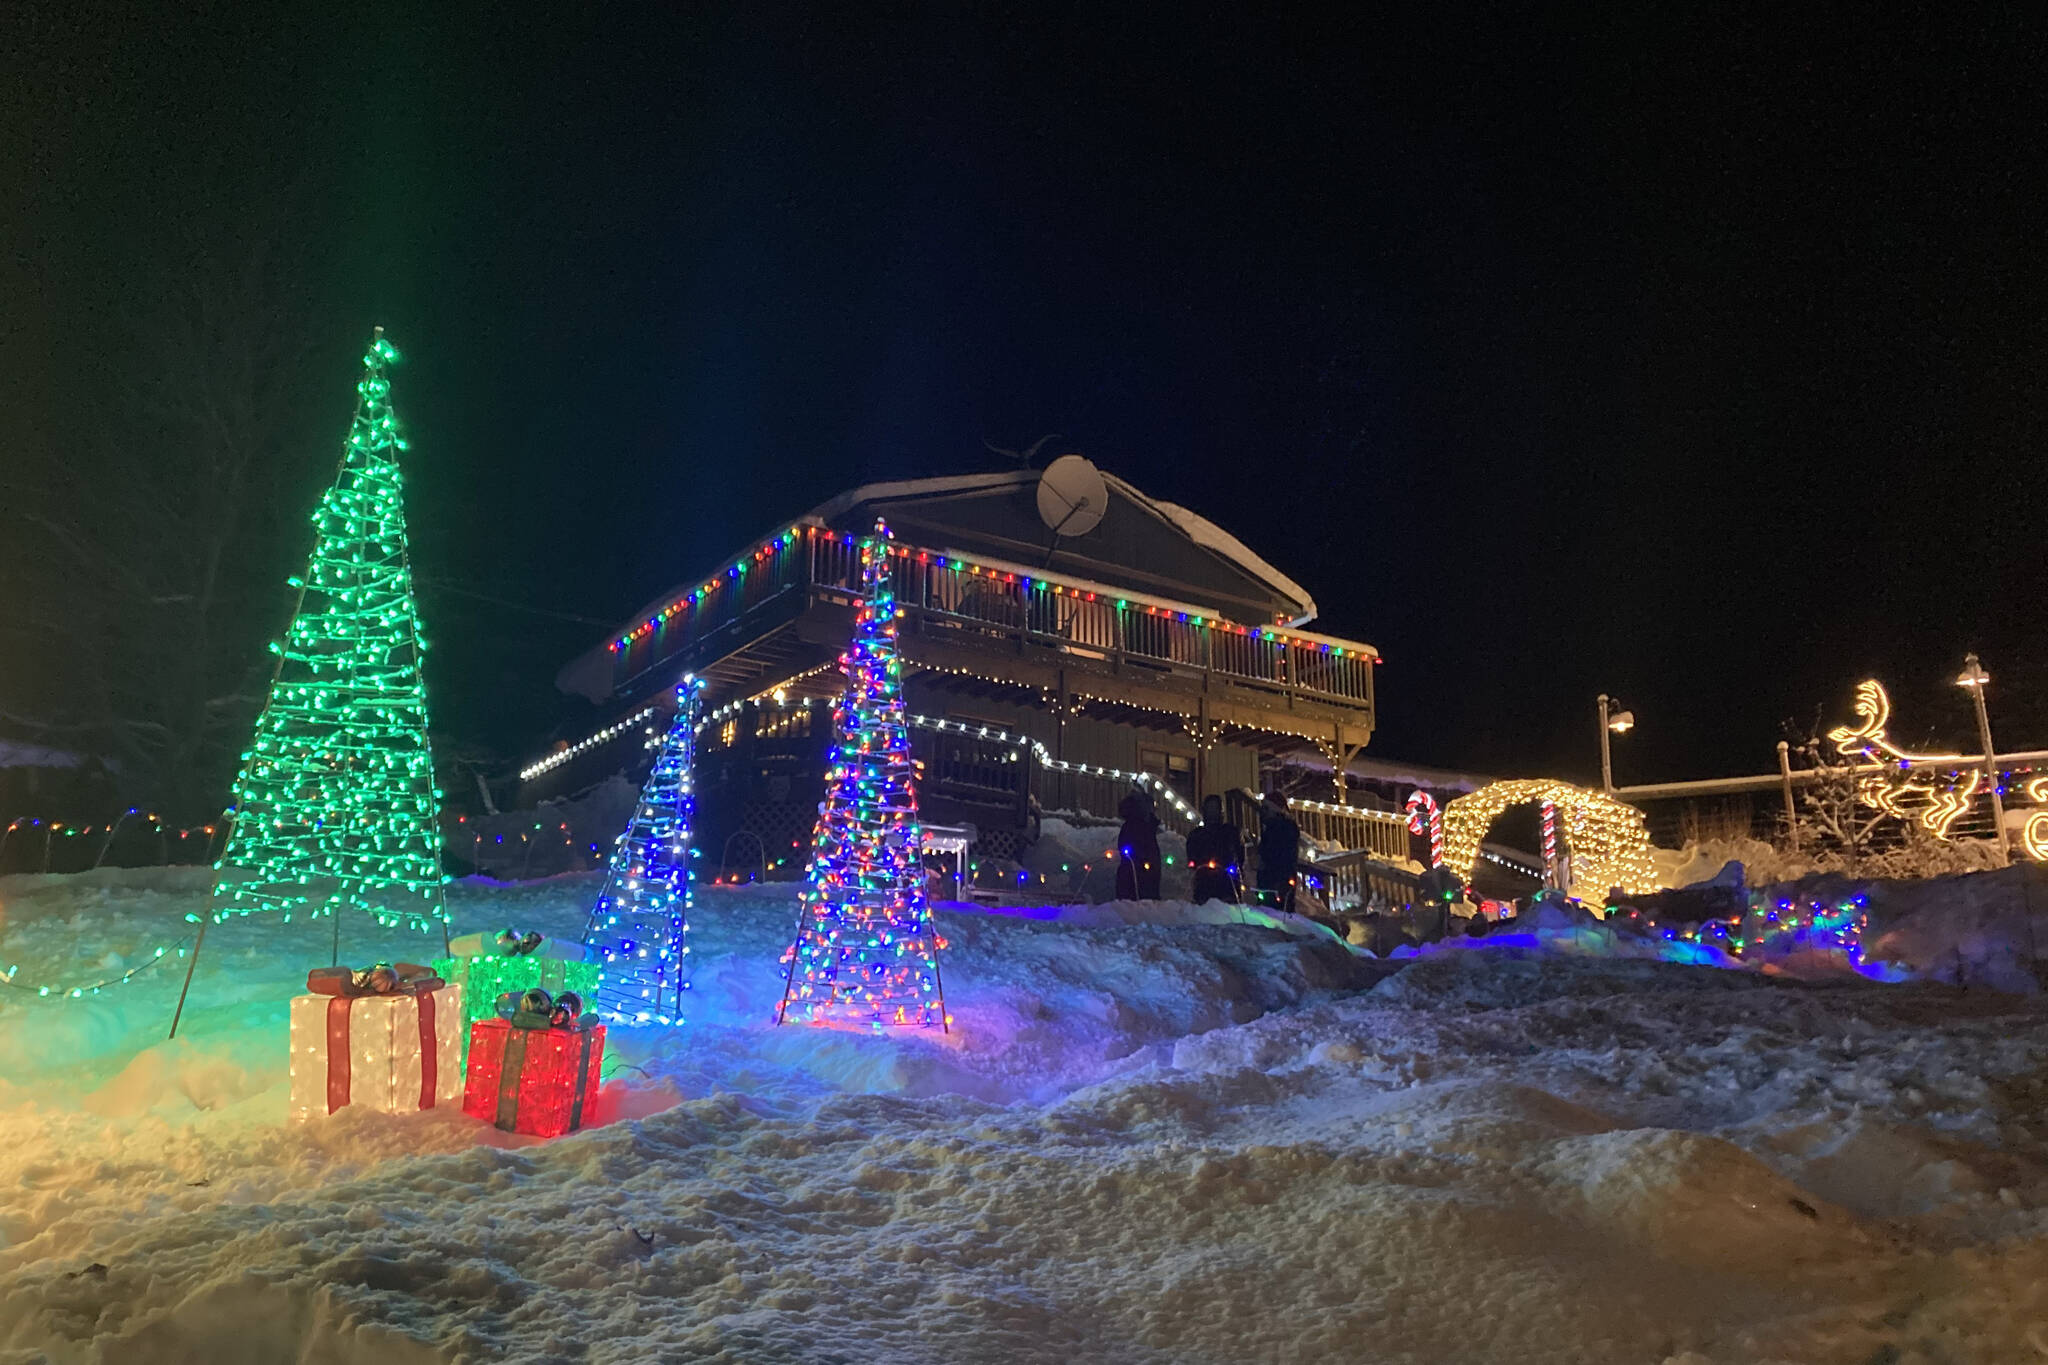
[562,465,1342,698]
[812,469,1319,623]
[803,470,1037,524]
[0,741,82,770]
[1100,474,1319,626]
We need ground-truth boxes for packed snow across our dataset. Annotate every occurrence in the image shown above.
[4,867,2048,1363]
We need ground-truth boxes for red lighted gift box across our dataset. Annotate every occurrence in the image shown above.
[463,1017,605,1137]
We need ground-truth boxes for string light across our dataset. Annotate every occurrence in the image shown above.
[901,713,1201,825]
[2,938,193,998]
[603,522,1377,670]
[1,814,221,874]
[1441,779,1658,899]
[610,526,811,653]
[520,707,659,782]
[1277,793,1407,825]
[1650,891,1873,974]
[777,519,948,1031]
[209,332,448,934]
[584,677,704,1025]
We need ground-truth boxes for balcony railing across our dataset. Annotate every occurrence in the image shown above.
[613,524,1375,709]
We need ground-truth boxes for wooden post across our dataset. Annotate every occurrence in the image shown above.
[1054,669,1070,812]
[1776,740,1799,851]
[1326,726,1362,805]
[168,912,210,1039]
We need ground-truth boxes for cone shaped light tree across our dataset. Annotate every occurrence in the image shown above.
[584,676,704,1025]
[208,330,447,935]
[776,520,947,1030]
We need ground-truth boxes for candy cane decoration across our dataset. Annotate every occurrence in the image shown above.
[1541,800,1559,888]
[1405,790,1444,869]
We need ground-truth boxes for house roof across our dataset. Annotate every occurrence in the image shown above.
[559,464,1361,701]
[805,470,1318,623]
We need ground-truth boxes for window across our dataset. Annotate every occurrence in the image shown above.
[1139,747,1195,799]
[754,708,814,741]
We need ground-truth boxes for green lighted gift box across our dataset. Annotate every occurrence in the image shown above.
[434,937,600,1066]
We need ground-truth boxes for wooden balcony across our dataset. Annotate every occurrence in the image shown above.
[604,523,1375,751]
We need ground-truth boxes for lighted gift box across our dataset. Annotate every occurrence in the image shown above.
[434,940,599,1067]
[463,1017,605,1138]
[289,980,465,1120]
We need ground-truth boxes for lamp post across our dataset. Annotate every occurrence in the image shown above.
[1597,694,1635,793]
[1955,654,2009,863]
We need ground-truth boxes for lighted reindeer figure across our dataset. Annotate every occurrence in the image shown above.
[1826,680,1981,839]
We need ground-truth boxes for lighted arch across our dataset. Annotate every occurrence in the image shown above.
[1442,779,1659,900]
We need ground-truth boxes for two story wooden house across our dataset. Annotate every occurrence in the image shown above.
[520,468,1406,875]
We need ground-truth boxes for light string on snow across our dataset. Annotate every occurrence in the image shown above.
[582,677,704,1025]
[1441,779,1658,899]
[208,331,448,934]
[776,519,949,1031]
[450,815,609,871]
[1641,891,1873,972]
[2,812,223,872]
[1,934,195,999]
[1404,791,1444,868]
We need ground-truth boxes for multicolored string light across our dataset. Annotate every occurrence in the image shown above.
[584,677,703,1025]
[608,523,1376,661]
[777,519,948,1031]
[1652,892,1873,973]
[209,331,448,933]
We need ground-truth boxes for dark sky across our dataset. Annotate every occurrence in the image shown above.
[6,5,2045,790]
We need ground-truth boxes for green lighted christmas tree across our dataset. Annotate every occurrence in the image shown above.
[210,329,447,934]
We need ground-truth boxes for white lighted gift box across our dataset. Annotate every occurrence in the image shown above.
[288,975,465,1120]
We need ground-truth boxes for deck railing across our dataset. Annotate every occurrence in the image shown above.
[613,527,1375,709]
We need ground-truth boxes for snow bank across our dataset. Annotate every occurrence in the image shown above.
[5,869,2048,1362]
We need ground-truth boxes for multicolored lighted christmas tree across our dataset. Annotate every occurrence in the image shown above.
[583,677,703,1025]
[776,521,947,1030]
[210,330,447,934]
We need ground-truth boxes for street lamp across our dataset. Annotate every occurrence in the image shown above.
[1955,653,2009,862]
[1597,694,1635,792]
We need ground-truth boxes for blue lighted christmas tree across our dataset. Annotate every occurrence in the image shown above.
[776,521,947,1030]
[209,330,447,934]
[584,677,703,1024]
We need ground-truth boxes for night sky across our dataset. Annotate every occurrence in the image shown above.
[6,7,2045,794]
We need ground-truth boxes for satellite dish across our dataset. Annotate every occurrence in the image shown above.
[1036,455,1108,539]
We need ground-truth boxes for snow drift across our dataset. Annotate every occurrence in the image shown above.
[3,868,2048,1363]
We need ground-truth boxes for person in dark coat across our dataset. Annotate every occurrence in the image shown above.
[1115,788,1163,900]
[1255,792,1300,912]
[1185,794,1244,904]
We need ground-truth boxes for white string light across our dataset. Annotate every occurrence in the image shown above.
[903,713,1203,823]
[519,706,658,782]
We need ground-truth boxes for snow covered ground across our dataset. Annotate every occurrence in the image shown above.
[4,869,2048,1363]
